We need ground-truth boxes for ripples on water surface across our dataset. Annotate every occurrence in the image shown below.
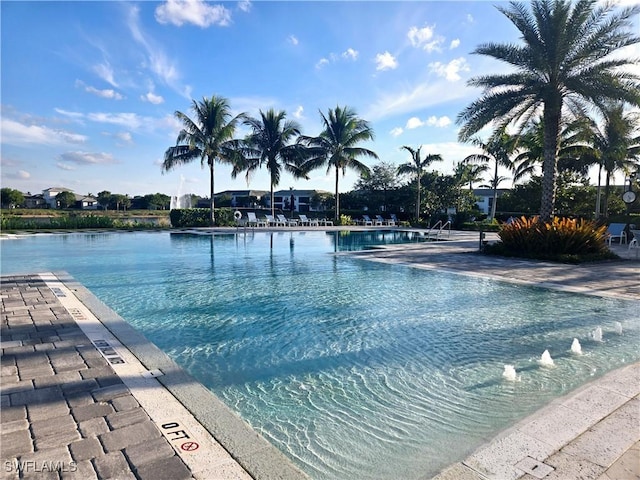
[2,231,638,479]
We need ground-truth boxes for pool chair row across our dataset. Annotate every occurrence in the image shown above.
[357,214,397,226]
[243,212,333,227]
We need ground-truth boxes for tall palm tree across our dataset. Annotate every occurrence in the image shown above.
[397,146,442,222]
[463,128,518,221]
[453,161,489,190]
[233,109,308,217]
[457,0,640,222]
[163,95,244,225]
[300,106,378,221]
[580,103,640,218]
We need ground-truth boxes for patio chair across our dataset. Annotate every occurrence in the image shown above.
[628,229,640,259]
[376,215,393,226]
[247,212,266,227]
[360,215,373,226]
[265,214,284,227]
[606,223,627,245]
[298,214,319,226]
[277,214,297,227]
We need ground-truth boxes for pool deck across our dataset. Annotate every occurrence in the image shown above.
[1,228,638,480]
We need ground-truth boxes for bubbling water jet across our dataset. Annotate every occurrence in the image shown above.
[503,365,520,382]
[571,338,582,355]
[539,350,554,367]
[614,322,623,335]
[592,326,603,342]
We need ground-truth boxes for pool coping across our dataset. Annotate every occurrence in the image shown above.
[53,270,309,480]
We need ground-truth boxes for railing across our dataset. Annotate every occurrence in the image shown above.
[426,220,451,240]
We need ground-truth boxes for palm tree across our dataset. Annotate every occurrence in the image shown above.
[163,95,244,225]
[580,103,640,218]
[397,146,442,222]
[457,0,640,222]
[463,128,518,221]
[300,106,378,221]
[233,109,308,217]
[453,161,489,190]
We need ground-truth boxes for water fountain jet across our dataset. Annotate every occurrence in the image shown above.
[539,350,554,367]
[592,326,603,342]
[571,338,582,355]
[503,365,520,382]
[614,322,623,335]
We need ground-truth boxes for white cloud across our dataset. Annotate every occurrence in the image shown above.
[56,162,76,171]
[429,57,470,81]
[5,170,31,180]
[58,151,116,165]
[1,118,87,146]
[467,14,474,23]
[389,127,403,137]
[288,34,299,46]
[407,25,444,52]
[115,132,134,145]
[342,48,358,60]
[375,51,398,71]
[315,58,330,69]
[76,81,124,100]
[55,108,85,120]
[155,0,232,27]
[406,117,424,129]
[238,0,251,12]
[92,62,118,87]
[141,92,165,104]
[427,116,452,127]
[450,39,460,50]
[87,112,143,130]
[293,105,304,119]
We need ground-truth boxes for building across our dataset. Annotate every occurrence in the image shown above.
[472,188,510,215]
[272,189,332,213]
[41,187,97,210]
[213,190,268,208]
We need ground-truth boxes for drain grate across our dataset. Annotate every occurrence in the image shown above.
[515,457,554,479]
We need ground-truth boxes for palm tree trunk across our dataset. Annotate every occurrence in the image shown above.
[540,103,561,222]
[270,182,275,218]
[595,163,603,219]
[415,171,421,223]
[214,158,216,227]
[490,161,499,221]
[603,171,611,218]
[335,166,340,221]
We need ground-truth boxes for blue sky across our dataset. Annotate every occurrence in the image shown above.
[1,1,638,199]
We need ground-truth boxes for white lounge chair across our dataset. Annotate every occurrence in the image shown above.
[277,214,297,226]
[376,215,394,226]
[247,212,266,227]
[628,229,640,258]
[265,214,284,227]
[298,214,319,226]
[607,223,627,245]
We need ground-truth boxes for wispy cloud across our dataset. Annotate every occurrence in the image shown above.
[56,162,76,171]
[449,39,460,50]
[342,48,358,61]
[92,61,118,87]
[375,51,398,71]
[389,127,403,137]
[316,47,359,69]
[1,118,87,146]
[238,0,252,13]
[127,5,191,97]
[58,151,117,165]
[429,57,470,81]
[5,170,31,180]
[406,116,451,129]
[76,80,124,100]
[288,34,299,46]
[293,105,304,119]
[315,58,330,69]
[87,112,143,130]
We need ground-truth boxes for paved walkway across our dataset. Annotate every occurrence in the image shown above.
[1,230,638,480]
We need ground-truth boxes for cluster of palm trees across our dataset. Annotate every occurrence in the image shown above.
[165,0,639,227]
[163,100,378,225]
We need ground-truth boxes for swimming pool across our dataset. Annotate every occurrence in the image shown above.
[2,231,638,479]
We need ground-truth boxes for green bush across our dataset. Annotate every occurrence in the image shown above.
[169,208,236,227]
[484,216,616,262]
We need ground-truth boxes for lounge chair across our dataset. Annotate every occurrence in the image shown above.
[298,214,319,226]
[362,215,381,226]
[607,223,627,245]
[247,212,266,227]
[376,215,394,226]
[265,214,284,227]
[277,214,297,227]
[628,229,640,259]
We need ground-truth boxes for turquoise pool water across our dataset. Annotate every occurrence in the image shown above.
[2,231,638,479]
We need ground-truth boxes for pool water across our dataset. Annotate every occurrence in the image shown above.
[2,231,638,479]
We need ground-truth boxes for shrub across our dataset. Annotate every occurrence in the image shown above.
[169,208,236,227]
[486,216,614,262]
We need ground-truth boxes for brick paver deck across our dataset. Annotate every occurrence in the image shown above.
[1,275,194,480]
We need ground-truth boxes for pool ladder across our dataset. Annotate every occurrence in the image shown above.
[426,220,451,240]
